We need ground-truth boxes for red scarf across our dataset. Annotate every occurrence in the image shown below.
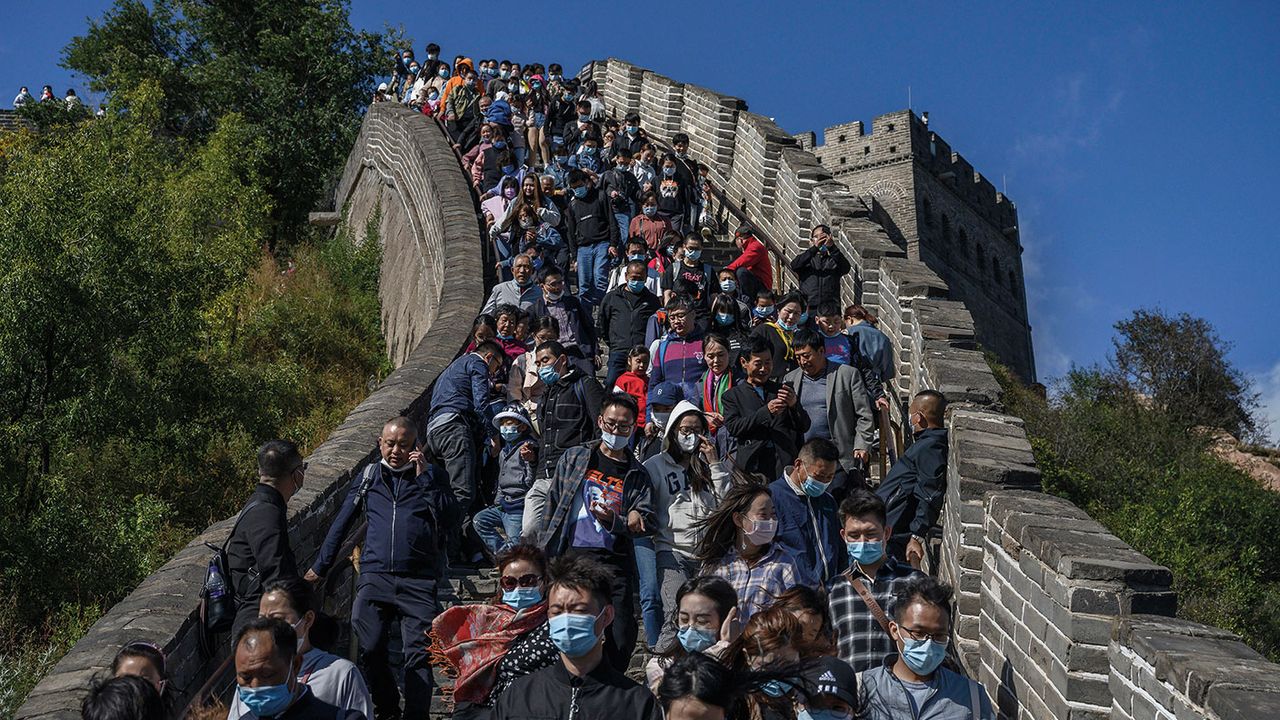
[429,601,548,704]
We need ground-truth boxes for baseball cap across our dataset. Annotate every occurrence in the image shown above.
[647,381,682,408]
[799,656,858,708]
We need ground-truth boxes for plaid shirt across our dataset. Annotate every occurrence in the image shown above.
[709,543,799,622]
[827,556,923,672]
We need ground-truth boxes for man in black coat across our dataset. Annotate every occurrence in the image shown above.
[877,390,949,567]
[790,223,852,309]
[228,440,304,638]
[722,335,810,478]
[598,259,661,387]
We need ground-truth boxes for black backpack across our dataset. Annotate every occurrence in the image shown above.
[197,501,259,654]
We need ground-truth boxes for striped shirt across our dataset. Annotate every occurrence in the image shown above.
[709,543,799,622]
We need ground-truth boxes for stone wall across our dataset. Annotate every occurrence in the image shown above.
[15,103,484,720]
[585,57,1280,719]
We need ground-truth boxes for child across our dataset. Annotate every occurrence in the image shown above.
[612,346,650,428]
[472,404,539,555]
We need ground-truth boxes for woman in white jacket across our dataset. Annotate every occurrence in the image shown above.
[643,400,731,650]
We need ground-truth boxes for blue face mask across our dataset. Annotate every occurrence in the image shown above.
[799,312,810,324]
[847,540,884,566]
[578,114,591,124]
[627,279,646,293]
[238,683,295,718]
[626,125,639,135]
[499,425,522,442]
[678,625,716,653]
[685,249,702,261]
[555,155,569,165]
[642,206,656,217]
[753,305,775,318]
[901,636,948,675]
[537,364,560,385]
[760,680,793,698]
[408,66,420,75]
[720,279,737,292]
[548,611,602,657]
[438,69,449,79]
[500,70,511,80]
[582,146,598,156]
[801,475,830,497]
[503,586,542,609]
[493,140,507,149]
[572,186,588,199]
[627,253,647,262]
[779,320,799,333]
[715,312,735,326]
[601,429,631,450]
[501,165,515,174]
[663,166,675,177]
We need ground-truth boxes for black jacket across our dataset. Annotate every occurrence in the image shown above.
[600,166,642,213]
[531,294,598,355]
[227,484,299,612]
[877,428,949,539]
[493,659,659,720]
[311,461,458,578]
[752,322,797,381]
[566,187,621,253]
[790,245,852,308]
[722,380,810,478]
[535,367,606,479]
[598,285,661,349]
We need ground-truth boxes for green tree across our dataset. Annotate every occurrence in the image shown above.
[62,0,394,243]
[1111,309,1261,440]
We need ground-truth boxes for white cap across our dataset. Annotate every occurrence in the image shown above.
[377,82,389,91]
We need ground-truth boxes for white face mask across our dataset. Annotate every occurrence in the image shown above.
[381,458,413,473]
[677,432,699,453]
[742,518,777,545]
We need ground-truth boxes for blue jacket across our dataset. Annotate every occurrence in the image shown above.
[768,474,847,587]
[427,352,496,435]
[311,462,458,578]
[847,323,895,384]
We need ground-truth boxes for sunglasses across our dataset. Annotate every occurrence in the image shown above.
[499,573,541,591]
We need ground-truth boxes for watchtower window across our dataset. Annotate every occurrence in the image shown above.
[976,244,986,276]
[838,134,847,143]
[889,145,897,153]
[886,122,896,131]
[864,146,870,155]
[840,157,847,165]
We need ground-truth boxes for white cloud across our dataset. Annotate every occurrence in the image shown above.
[1253,361,1280,446]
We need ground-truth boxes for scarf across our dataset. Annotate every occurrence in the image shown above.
[702,370,731,416]
[428,601,548,704]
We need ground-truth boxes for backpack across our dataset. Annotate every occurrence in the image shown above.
[197,501,259,654]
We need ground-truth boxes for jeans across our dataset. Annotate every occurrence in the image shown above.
[473,505,523,555]
[613,211,632,246]
[514,146,528,168]
[633,537,661,649]
[605,349,631,389]
[576,241,611,309]
[352,573,439,720]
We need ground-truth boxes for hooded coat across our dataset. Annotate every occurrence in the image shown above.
[641,401,731,560]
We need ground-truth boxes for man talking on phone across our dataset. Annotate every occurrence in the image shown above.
[306,416,458,720]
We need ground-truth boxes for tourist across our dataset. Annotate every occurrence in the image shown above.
[472,404,539,556]
[81,676,164,720]
[722,604,807,720]
[648,296,706,404]
[430,544,559,720]
[598,259,662,388]
[752,291,807,381]
[14,86,33,108]
[482,253,542,314]
[721,336,809,477]
[655,153,692,235]
[726,224,773,298]
[698,333,739,459]
[769,438,848,588]
[845,305,896,388]
[536,394,655,672]
[492,556,658,720]
[629,192,672,252]
[227,440,304,637]
[645,576,741,691]
[860,576,995,719]
[605,237,660,294]
[876,390,949,566]
[663,233,715,307]
[601,146,642,242]
[827,489,922,672]
[507,315,559,418]
[643,402,730,649]
[110,642,166,695]
[696,481,797,622]
[306,417,457,720]
[226,580,372,720]
[611,346,651,429]
[791,224,852,309]
[566,168,620,309]
[791,656,862,720]
[774,586,835,651]
[232,618,364,720]
[529,265,597,375]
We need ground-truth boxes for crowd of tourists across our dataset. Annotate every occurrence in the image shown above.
[12,85,84,109]
[82,44,993,720]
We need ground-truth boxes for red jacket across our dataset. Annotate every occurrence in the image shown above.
[727,237,773,289]
[613,371,649,427]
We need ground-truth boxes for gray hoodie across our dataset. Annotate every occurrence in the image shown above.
[641,400,730,560]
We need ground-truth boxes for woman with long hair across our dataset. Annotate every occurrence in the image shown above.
[645,575,741,691]
[694,479,798,623]
[723,604,807,720]
[643,401,731,650]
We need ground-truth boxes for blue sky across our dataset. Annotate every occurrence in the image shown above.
[4,1,1278,440]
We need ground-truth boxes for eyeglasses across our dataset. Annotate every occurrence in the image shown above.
[600,420,635,434]
[499,573,541,591]
[898,625,951,645]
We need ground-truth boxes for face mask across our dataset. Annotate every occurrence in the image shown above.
[743,517,777,545]
[507,82,517,92]
[799,312,810,324]
[532,82,542,90]
[715,312,735,326]
[625,126,639,135]
[578,114,591,124]
[601,429,631,450]
[678,625,716,653]
[237,683,295,718]
[760,679,792,698]
[651,411,670,429]
[499,426,522,442]
[427,53,438,61]
[677,432,700,453]
[626,279,647,293]
[564,93,574,102]
[438,69,449,79]
[503,186,517,199]
[663,166,676,177]
[779,320,799,333]
[548,610,603,657]
[521,219,537,230]
[408,66,420,75]
[545,290,564,302]
[753,305,775,318]
[493,140,507,149]
[685,249,702,261]
[900,635,948,675]
[537,364,560,385]
[503,586,542,609]
[428,91,439,101]
[500,70,511,80]
[381,458,414,473]
[573,186,588,199]
[532,257,544,270]
[551,74,563,83]
[847,540,884,566]
[627,253,647,262]
[642,206,657,217]
[582,146,598,156]
[801,474,830,497]
[720,279,737,292]
[797,709,853,720]
[555,155,569,165]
